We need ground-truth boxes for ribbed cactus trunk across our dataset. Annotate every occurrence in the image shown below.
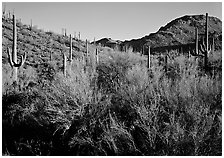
[96,48,99,64]
[195,27,199,65]
[86,39,89,64]
[69,34,73,63]
[147,46,150,69]
[195,28,198,54]
[63,53,67,77]
[212,37,215,53]
[204,12,208,69]
[65,29,67,37]
[13,14,18,82]
[78,32,81,51]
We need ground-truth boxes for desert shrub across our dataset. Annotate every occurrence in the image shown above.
[36,62,57,86]
[96,51,144,93]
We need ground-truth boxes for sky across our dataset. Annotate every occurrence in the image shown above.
[2,1,222,42]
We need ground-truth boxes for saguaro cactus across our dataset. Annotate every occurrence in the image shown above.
[200,13,211,69]
[86,39,89,64]
[69,34,73,63]
[64,29,67,37]
[78,32,81,41]
[50,51,52,61]
[192,13,211,69]
[96,47,99,64]
[147,46,151,69]
[7,14,27,82]
[212,37,215,53]
[195,27,199,55]
[86,39,88,54]
[63,52,67,77]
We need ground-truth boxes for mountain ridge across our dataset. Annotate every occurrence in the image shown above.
[95,14,222,52]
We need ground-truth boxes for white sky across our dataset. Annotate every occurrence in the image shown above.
[2,1,222,41]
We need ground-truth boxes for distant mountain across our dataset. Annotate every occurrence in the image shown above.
[96,14,222,53]
[93,38,122,49]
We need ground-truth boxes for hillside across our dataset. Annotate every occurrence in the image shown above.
[96,14,222,52]
[2,17,99,68]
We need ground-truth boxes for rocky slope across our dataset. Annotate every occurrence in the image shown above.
[2,17,98,67]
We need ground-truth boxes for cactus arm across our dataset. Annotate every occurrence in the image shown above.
[7,47,14,67]
[208,44,212,53]
[199,43,206,55]
[20,51,27,66]
[7,47,27,67]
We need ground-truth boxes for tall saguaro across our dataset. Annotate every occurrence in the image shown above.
[86,39,89,64]
[69,34,73,63]
[96,47,99,64]
[7,14,27,82]
[147,46,151,69]
[199,13,211,70]
[63,52,67,77]
[195,27,198,55]
[191,13,211,70]
[205,13,208,54]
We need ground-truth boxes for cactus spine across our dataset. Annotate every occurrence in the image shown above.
[7,14,27,82]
